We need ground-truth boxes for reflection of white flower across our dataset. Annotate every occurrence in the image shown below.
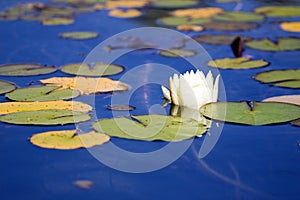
[161,70,220,109]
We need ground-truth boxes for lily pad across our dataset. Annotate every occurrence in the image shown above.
[200,101,300,126]
[108,9,142,18]
[159,48,196,57]
[0,100,92,115]
[105,105,136,111]
[213,11,264,22]
[60,63,124,76]
[41,17,74,25]
[245,37,300,51]
[0,63,56,76]
[0,80,16,95]
[30,130,109,149]
[158,16,210,27]
[171,7,224,19]
[5,86,80,101]
[208,57,269,69]
[59,31,99,40]
[280,22,300,33]
[254,6,300,17]
[40,77,129,95]
[263,95,300,106]
[176,24,203,32]
[151,0,197,9]
[0,110,90,125]
[253,69,300,88]
[93,115,207,141]
[203,21,258,31]
[193,34,251,45]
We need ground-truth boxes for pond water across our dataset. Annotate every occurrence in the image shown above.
[0,0,300,199]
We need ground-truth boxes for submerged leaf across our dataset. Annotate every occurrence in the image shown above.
[59,31,99,40]
[208,57,269,69]
[203,21,258,31]
[40,77,128,95]
[93,115,207,141]
[0,110,90,125]
[0,63,56,76]
[5,86,80,101]
[60,63,124,76]
[0,100,91,114]
[280,22,300,33]
[200,101,300,126]
[213,11,264,22]
[254,6,300,17]
[105,105,136,111]
[30,130,109,149]
[159,48,196,57]
[74,180,94,189]
[193,34,251,45]
[291,118,300,127]
[253,69,300,88]
[245,37,300,51]
[263,95,300,106]
[0,80,16,95]
[108,9,142,18]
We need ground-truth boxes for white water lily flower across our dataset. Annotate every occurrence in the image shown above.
[161,70,220,109]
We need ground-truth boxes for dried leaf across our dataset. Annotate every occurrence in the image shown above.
[263,95,300,106]
[176,24,203,32]
[280,22,300,33]
[108,9,142,18]
[171,7,224,19]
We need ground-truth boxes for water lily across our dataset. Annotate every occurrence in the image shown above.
[161,70,220,109]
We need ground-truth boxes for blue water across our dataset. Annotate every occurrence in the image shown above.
[0,0,300,199]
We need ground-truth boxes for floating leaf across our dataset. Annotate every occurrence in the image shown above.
[151,0,197,9]
[0,63,56,76]
[176,24,203,32]
[280,22,300,33]
[104,0,148,9]
[59,31,99,40]
[254,6,300,17]
[291,118,300,127]
[208,57,269,69]
[0,100,91,115]
[263,95,300,106]
[5,86,80,102]
[74,180,94,189]
[213,12,264,22]
[159,48,196,57]
[30,130,109,149]
[245,37,300,51]
[60,63,124,76]
[158,16,210,27]
[108,9,142,18]
[193,34,251,45]
[200,101,300,126]
[171,7,224,19]
[216,0,240,2]
[93,115,207,141]
[254,69,300,88]
[105,105,136,111]
[203,21,258,31]
[40,77,129,95]
[0,110,90,125]
[41,17,74,25]
[0,80,16,95]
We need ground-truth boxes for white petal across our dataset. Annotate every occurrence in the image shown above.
[205,70,214,93]
[161,85,171,101]
[213,74,220,102]
[169,74,179,105]
[179,75,199,109]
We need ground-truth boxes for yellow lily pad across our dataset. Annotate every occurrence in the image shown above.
[104,0,148,9]
[0,100,92,115]
[30,130,109,149]
[280,22,300,33]
[40,77,129,95]
[176,24,203,32]
[41,17,74,25]
[108,9,142,18]
[171,7,224,19]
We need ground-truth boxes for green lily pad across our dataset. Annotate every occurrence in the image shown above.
[0,109,90,125]
[30,130,110,150]
[5,86,80,101]
[193,34,251,45]
[59,31,99,40]
[291,118,300,126]
[208,57,269,69]
[254,6,300,17]
[203,21,258,31]
[159,48,196,57]
[245,37,300,51]
[41,17,74,25]
[93,115,207,141]
[200,101,300,126]
[158,16,210,27]
[213,11,265,22]
[151,0,198,9]
[0,80,17,95]
[60,63,124,76]
[254,69,300,88]
[0,63,56,76]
